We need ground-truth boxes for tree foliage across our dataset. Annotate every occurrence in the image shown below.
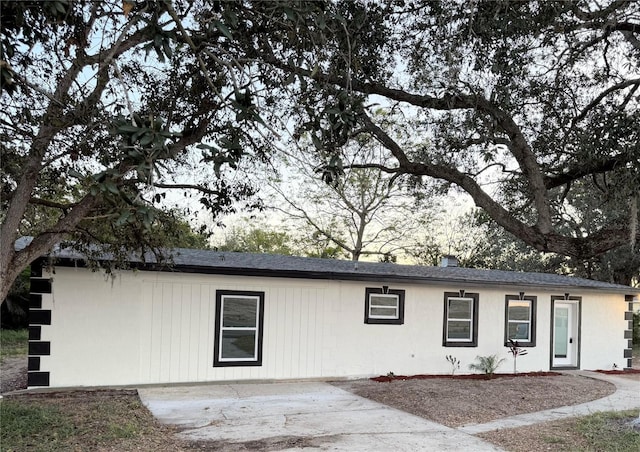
[0,0,271,303]
[215,223,296,256]
[238,0,640,268]
[3,0,640,306]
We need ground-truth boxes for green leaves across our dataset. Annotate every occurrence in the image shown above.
[142,28,176,63]
[0,61,17,95]
[111,114,181,164]
[198,138,244,177]
[213,19,232,40]
[316,154,345,187]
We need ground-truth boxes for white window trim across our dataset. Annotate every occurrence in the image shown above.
[368,293,400,320]
[446,297,474,342]
[218,295,260,363]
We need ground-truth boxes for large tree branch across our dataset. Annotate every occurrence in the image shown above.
[1,193,100,303]
[152,182,222,197]
[358,111,555,250]
[1,19,158,283]
[265,57,553,233]
[29,197,74,210]
[360,111,640,258]
[544,154,634,189]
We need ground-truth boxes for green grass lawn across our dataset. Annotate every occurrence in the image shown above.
[577,410,640,451]
[0,391,186,451]
[0,329,28,361]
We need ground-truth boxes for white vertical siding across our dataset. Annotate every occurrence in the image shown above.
[44,267,631,387]
[580,293,627,370]
[46,268,141,387]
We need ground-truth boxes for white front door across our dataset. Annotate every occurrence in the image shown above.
[552,301,579,368]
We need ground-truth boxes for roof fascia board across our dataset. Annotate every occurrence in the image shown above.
[42,256,640,295]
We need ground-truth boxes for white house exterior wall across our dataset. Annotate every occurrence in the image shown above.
[35,267,629,388]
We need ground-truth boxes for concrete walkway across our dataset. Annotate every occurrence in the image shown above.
[139,382,503,451]
[458,371,640,435]
[139,371,639,451]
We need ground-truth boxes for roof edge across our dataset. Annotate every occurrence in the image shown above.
[39,256,640,295]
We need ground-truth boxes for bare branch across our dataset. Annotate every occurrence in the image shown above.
[29,197,74,210]
[573,78,640,124]
[152,182,221,197]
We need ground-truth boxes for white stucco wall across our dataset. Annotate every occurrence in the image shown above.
[39,267,630,387]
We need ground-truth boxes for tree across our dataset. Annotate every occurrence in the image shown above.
[4,0,639,305]
[215,222,296,255]
[240,0,640,269]
[0,1,273,303]
[410,208,491,268]
[1,212,206,328]
[268,137,428,261]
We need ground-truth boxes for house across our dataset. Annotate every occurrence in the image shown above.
[27,248,639,388]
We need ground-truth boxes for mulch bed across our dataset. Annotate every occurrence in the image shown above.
[594,369,640,375]
[371,371,561,382]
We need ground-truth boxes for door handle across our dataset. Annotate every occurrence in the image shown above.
[569,338,573,344]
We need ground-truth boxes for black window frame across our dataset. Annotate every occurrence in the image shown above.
[504,294,537,347]
[364,287,405,325]
[214,290,265,367]
[442,291,479,347]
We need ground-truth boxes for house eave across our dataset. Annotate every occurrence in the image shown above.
[42,256,639,295]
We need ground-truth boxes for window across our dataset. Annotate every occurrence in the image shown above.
[214,290,264,367]
[443,292,478,347]
[364,287,405,324]
[504,295,537,347]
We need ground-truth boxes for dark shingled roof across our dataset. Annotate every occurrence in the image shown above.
[46,244,638,294]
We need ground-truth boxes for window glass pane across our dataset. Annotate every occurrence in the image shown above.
[447,320,471,339]
[370,307,398,317]
[508,322,530,340]
[222,297,257,327]
[508,301,530,321]
[370,295,398,307]
[221,330,256,359]
[554,307,568,357]
[448,298,471,319]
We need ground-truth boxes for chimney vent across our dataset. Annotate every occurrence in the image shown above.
[440,255,459,267]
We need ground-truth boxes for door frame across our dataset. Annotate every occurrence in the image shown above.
[550,295,582,370]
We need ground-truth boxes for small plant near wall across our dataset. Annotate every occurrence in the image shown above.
[507,339,529,374]
[468,355,505,378]
[446,355,461,375]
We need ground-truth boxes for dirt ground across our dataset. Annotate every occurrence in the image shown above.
[0,356,27,393]
[331,374,616,427]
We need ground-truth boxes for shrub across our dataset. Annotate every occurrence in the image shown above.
[445,355,461,375]
[468,355,505,377]
[507,340,529,374]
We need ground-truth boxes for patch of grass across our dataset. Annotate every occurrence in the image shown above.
[540,434,567,445]
[0,328,28,361]
[0,391,187,451]
[577,410,640,451]
[0,399,75,450]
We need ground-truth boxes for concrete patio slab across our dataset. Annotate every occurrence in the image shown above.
[139,381,503,451]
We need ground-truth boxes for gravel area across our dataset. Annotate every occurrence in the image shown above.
[0,357,27,394]
[331,374,616,427]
